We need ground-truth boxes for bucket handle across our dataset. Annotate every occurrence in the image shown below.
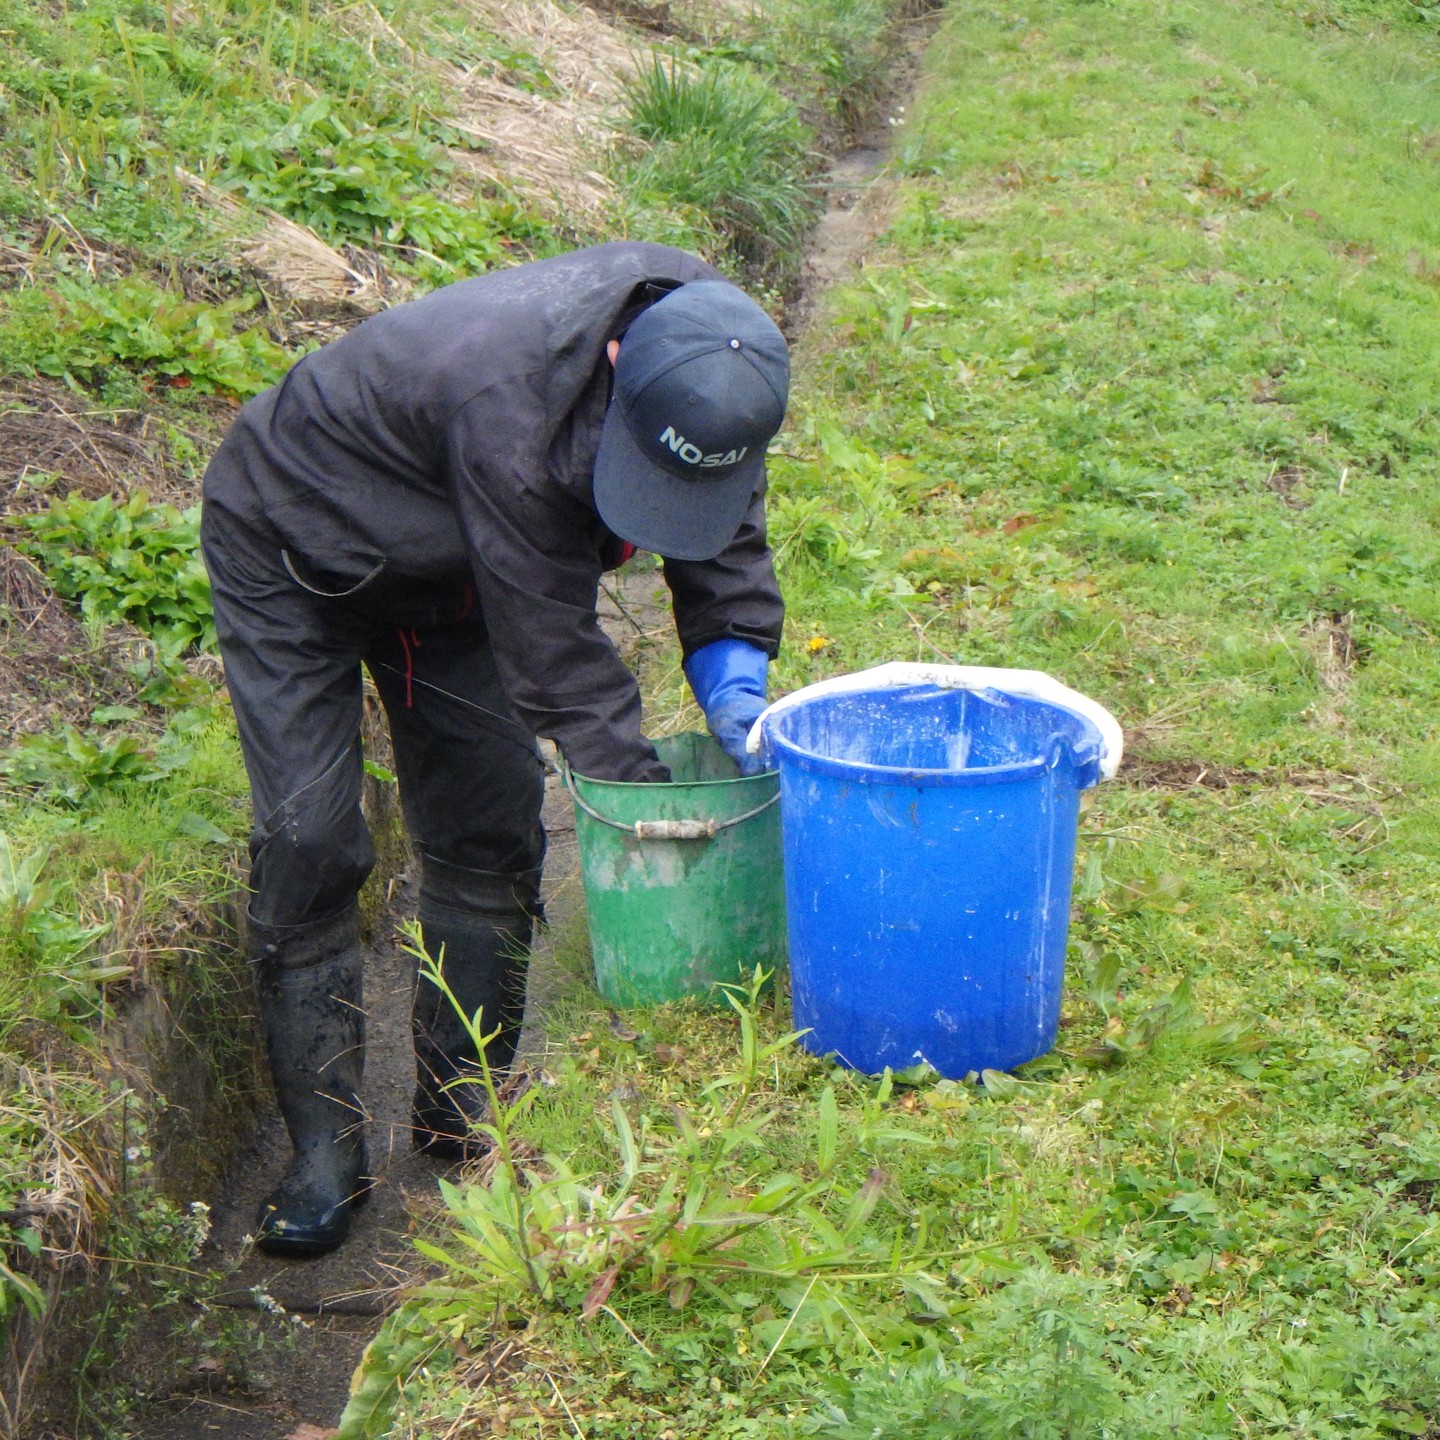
[561,761,779,841]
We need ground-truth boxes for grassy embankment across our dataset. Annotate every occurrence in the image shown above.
[0,0,907,1428]
[346,0,1440,1435]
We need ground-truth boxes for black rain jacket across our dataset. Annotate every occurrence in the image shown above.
[202,242,785,782]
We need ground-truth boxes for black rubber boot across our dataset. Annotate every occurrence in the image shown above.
[251,908,371,1258]
[412,857,538,1160]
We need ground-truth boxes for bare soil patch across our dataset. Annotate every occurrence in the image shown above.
[799,144,897,303]
[1265,461,1311,508]
[0,379,187,512]
[1120,752,1389,804]
[0,377,234,739]
[0,220,140,294]
[0,546,156,739]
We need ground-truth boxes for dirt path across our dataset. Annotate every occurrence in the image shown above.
[114,125,902,1436]
[795,142,896,323]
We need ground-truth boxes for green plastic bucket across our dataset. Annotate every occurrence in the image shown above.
[567,733,786,1007]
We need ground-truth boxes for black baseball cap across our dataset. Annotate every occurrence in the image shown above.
[593,281,789,562]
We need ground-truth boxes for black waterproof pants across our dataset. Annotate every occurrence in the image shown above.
[200,505,546,928]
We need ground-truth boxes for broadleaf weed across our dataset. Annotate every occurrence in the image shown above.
[342,956,996,1434]
[17,490,215,657]
[0,834,114,1037]
[0,275,293,398]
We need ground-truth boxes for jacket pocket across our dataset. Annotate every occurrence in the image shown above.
[281,548,387,598]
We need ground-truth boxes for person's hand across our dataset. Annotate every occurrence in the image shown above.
[704,694,768,775]
[683,639,770,776]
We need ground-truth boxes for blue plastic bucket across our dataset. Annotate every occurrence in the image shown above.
[762,684,1106,1077]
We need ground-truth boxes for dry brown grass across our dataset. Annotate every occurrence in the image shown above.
[340,0,676,222]
[0,1061,121,1438]
[0,546,164,739]
[0,378,185,513]
[0,1068,115,1258]
[175,170,392,309]
[1301,610,1358,729]
[437,0,649,221]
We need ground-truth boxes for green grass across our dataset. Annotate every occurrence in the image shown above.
[0,477,248,1351]
[705,0,909,140]
[616,57,822,284]
[7,0,1440,1427]
[362,0,1440,1434]
[0,0,565,399]
[611,0,923,279]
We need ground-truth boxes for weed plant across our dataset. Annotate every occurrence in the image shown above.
[0,0,562,403]
[17,491,216,656]
[0,0,449,240]
[0,278,294,400]
[216,98,546,277]
[0,837,116,1039]
[340,962,1000,1439]
[617,58,822,283]
[715,0,908,142]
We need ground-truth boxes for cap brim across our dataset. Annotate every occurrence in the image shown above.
[592,399,763,562]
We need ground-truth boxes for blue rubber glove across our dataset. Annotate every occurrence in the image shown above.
[684,639,770,776]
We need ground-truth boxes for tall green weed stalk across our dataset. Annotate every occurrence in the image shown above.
[618,58,820,282]
[336,959,999,1440]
